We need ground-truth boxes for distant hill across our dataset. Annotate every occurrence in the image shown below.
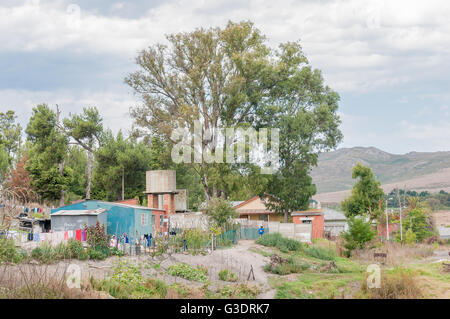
[311,147,450,203]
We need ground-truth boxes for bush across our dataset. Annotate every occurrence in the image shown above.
[85,221,109,249]
[256,233,302,252]
[216,283,260,299]
[67,239,88,260]
[342,217,375,257]
[304,246,336,261]
[218,269,238,282]
[263,255,310,275]
[167,263,209,282]
[31,243,55,264]
[405,228,417,245]
[0,238,25,264]
[361,269,422,299]
[87,247,108,260]
[205,198,237,228]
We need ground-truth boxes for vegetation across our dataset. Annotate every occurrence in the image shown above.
[256,233,303,252]
[0,238,26,264]
[361,268,423,299]
[218,269,238,282]
[205,198,237,228]
[167,263,209,282]
[342,217,375,257]
[341,163,385,220]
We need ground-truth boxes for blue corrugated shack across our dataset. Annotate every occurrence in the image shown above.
[51,200,155,243]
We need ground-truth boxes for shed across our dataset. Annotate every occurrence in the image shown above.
[51,200,161,243]
[323,208,348,237]
[50,208,106,232]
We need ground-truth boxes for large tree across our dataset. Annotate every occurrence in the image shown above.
[92,130,152,201]
[126,21,341,205]
[25,104,71,205]
[0,145,8,183]
[63,106,103,199]
[0,110,22,165]
[125,21,287,202]
[341,163,385,220]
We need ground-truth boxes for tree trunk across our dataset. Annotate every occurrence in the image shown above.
[59,162,65,207]
[85,149,93,200]
[284,211,288,223]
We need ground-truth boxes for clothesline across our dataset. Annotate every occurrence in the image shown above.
[10,229,88,244]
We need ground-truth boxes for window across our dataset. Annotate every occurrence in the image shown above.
[302,220,312,224]
[141,213,148,226]
[259,215,268,221]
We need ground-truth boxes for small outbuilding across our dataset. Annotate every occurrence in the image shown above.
[50,208,107,232]
[51,200,162,243]
[292,209,325,239]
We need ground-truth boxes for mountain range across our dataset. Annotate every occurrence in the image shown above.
[311,147,450,203]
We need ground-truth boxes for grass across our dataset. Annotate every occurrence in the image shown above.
[256,233,303,253]
[218,269,238,282]
[214,283,261,299]
[360,268,423,299]
[272,273,362,299]
[167,263,209,282]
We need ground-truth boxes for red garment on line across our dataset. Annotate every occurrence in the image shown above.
[75,229,82,241]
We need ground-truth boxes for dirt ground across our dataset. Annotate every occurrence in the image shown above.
[0,240,276,298]
[2,240,448,299]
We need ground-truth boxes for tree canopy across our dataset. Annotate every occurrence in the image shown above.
[126,20,342,211]
[341,163,385,220]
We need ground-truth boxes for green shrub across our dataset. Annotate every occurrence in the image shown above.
[264,256,310,275]
[405,228,417,245]
[0,238,25,264]
[67,239,88,260]
[342,217,375,257]
[85,221,110,249]
[218,269,238,282]
[304,246,336,261]
[109,246,124,257]
[87,247,108,260]
[256,233,302,252]
[31,243,55,264]
[167,263,209,282]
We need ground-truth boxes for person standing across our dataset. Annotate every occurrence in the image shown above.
[259,225,265,237]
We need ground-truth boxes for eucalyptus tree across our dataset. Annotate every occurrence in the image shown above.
[63,107,103,199]
[126,21,342,211]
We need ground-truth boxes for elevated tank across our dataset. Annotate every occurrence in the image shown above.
[146,170,176,193]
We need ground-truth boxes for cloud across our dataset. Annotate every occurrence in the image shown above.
[400,119,450,151]
[0,88,137,135]
[1,0,450,152]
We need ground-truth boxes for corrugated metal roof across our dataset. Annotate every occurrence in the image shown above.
[323,208,346,221]
[51,208,106,216]
[231,201,244,207]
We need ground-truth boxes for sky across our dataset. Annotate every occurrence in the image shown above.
[0,0,449,154]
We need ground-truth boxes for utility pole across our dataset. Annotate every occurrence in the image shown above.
[385,198,390,241]
[396,188,403,242]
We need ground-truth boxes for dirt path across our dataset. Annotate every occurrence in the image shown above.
[160,240,275,297]
[1,240,277,298]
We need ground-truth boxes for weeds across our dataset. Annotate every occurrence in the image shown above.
[167,263,209,282]
[218,269,238,282]
[256,233,303,252]
[361,268,423,299]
